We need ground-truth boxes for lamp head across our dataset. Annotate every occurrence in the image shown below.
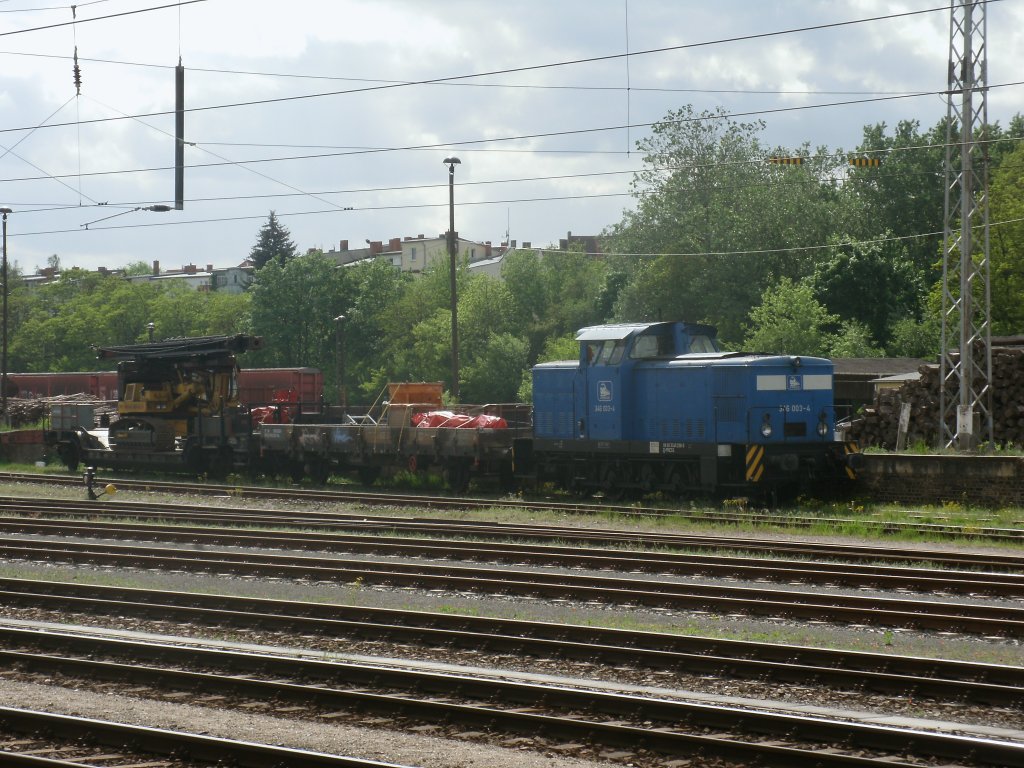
[0,207,11,216]
[443,156,461,167]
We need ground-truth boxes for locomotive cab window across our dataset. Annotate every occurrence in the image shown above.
[688,334,718,353]
[630,330,674,359]
[589,339,625,366]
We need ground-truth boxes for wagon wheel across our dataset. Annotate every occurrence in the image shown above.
[58,441,80,473]
[445,460,471,494]
[308,460,331,486]
[357,466,381,486]
[207,447,234,480]
[289,460,306,484]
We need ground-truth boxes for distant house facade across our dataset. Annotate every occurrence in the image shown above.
[321,232,596,280]
[126,261,254,294]
[324,234,499,275]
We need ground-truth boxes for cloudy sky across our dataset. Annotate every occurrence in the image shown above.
[1,0,1022,274]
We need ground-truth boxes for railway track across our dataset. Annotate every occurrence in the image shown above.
[2,495,1022,575]
[4,623,1023,768]
[2,471,1022,542]
[2,576,1021,708]
[0,705,408,767]
[2,514,1023,597]
[2,534,1022,636]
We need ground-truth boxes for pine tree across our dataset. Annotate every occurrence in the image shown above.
[249,211,297,270]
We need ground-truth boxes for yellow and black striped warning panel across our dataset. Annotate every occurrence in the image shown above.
[768,157,803,165]
[843,441,861,479]
[745,444,766,483]
[848,157,881,167]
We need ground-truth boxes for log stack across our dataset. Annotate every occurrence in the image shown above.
[3,394,116,430]
[845,347,1024,449]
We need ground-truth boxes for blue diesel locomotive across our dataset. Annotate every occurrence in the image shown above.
[529,321,860,499]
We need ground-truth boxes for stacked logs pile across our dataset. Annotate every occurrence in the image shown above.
[3,394,115,429]
[845,347,1024,449]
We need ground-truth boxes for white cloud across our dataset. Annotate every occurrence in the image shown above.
[0,0,1019,272]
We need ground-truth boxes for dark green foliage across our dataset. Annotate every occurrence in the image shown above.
[249,211,297,270]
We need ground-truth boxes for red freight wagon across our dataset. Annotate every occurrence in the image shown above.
[9,372,118,400]
[237,368,323,407]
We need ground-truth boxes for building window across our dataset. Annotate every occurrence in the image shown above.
[410,247,417,261]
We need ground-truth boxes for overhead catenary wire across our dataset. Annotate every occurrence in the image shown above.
[0,0,1017,274]
[0,3,1010,138]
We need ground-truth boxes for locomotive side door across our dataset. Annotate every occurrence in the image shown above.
[577,337,627,440]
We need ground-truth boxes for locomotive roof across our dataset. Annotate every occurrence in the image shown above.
[575,320,716,342]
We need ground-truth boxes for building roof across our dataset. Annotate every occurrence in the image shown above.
[832,357,929,377]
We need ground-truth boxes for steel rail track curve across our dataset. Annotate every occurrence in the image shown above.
[1,536,1022,636]
[2,577,1021,708]
[4,625,1023,768]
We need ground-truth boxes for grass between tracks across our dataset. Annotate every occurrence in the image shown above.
[0,464,1022,546]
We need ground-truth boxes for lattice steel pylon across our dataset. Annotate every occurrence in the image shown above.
[940,0,993,450]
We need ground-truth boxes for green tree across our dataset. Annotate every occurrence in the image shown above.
[989,140,1024,334]
[9,270,163,370]
[501,246,609,361]
[249,211,298,270]
[461,332,530,403]
[742,278,837,357]
[248,251,351,368]
[886,314,941,358]
[809,234,923,346]
[148,284,251,340]
[606,106,849,342]
[828,321,883,358]
[842,119,946,282]
[345,260,413,402]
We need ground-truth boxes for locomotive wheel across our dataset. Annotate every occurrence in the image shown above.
[638,463,656,493]
[600,465,624,501]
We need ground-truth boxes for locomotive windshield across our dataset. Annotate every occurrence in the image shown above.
[586,339,626,366]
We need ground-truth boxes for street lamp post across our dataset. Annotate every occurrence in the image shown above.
[1,207,11,423]
[443,156,461,401]
[334,314,347,409]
